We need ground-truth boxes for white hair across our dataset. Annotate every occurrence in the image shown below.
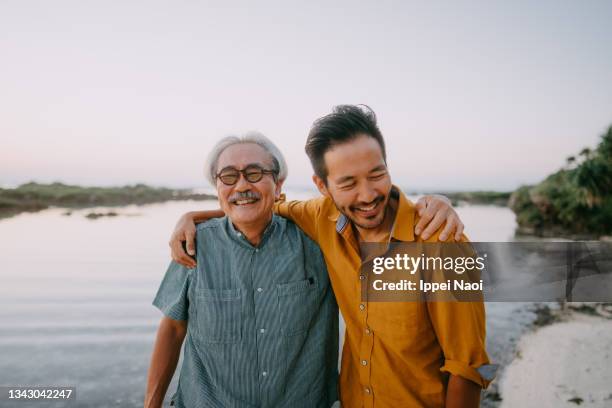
[204,131,288,186]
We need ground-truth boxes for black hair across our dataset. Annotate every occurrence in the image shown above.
[305,104,386,183]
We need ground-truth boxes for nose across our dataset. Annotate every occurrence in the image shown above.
[356,182,378,204]
[233,172,251,192]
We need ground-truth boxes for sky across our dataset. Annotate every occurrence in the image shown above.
[1,0,611,192]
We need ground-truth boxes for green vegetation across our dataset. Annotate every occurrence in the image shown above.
[0,182,216,217]
[510,125,612,237]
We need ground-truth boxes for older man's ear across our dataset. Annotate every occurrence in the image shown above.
[275,180,285,200]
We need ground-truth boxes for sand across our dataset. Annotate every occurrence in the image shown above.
[499,312,612,408]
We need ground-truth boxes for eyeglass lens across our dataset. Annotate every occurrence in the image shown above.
[218,166,265,185]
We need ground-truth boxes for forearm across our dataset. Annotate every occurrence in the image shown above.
[446,374,481,408]
[144,320,186,408]
[188,209,225,224]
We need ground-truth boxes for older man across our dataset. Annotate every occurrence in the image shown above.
[145,133,338,408]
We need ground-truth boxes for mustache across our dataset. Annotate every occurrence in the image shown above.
[350,195,385,209]
[228,190,261,203]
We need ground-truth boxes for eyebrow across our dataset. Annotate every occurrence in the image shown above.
[369,165,387,173]
[336,175,355,185]
[335,165,387,185]
[218,163,265,172]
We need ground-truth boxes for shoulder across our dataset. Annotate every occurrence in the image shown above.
[283,218,325,255]
[280,195,333,216]
[294,194,340,225]
[195,217,227,239]
[196,217,225,231]
[317,195,337,216]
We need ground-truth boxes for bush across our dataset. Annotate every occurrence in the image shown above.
[511,125,612,236]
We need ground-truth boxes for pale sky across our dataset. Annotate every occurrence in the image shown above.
[1,0,611,191]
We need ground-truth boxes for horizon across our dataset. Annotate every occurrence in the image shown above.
[0,179,548,194]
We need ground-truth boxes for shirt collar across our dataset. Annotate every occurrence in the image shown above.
[226,213,279,249]
[332,185,416,242]
[389,186,416,242]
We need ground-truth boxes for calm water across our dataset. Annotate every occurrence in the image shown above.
[0,195,534,407]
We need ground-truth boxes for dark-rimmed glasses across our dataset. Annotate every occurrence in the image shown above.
[216,165,278,186]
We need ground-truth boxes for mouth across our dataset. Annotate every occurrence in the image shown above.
[351,197,384,218]
[232,198,259,206]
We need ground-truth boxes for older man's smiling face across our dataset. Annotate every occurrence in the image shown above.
[215,143,281,229]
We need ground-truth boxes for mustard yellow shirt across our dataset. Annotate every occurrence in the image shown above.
[275,187,493,408]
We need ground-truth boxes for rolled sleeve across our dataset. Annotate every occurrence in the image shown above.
[152,261,192,321]
[440,359,497,389]
[423,232,495,388]
[427,300,494,389]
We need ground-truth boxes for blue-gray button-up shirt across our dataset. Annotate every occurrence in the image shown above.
[153,214,339,408]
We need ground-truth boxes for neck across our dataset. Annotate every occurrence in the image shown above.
[232,213,273,246]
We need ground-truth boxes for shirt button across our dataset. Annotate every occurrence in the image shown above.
[359,275,365,280]
[361,359,368,366]
[365,328,371,335]
[255,248,259,252]
[257,287,263,293]
[359,303,365,311]
[236,232,242,237]
[364,387,371,394]
[262,371,268,377]
[260,328,265,334]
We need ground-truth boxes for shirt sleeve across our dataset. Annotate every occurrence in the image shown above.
[152,261,192,321]
[423,230,496,388]
[426,300,494,388]
[272,195,326,241]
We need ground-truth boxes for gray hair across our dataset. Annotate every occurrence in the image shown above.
[205,131,288,186]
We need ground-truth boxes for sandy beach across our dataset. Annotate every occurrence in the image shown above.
[500,306,612,408]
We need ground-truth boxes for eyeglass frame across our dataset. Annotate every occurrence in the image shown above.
[215,164,279,186]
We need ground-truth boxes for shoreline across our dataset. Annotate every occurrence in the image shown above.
[0,182,217,219]
[498,304,612,407]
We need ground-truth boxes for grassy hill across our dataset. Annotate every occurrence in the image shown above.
[0,182,216,218]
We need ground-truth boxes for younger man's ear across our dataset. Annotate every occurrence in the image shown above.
[312,175,330,198]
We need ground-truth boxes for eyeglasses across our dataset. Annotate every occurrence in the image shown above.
[216,165,278,186]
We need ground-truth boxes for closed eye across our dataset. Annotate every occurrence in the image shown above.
[339,182,356,190]
[368,172,387,181]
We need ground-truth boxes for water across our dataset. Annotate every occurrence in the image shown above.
[0,196,533,407]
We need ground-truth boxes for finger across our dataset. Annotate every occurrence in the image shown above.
[454,221,465,241]
[421,211,446,240]
[415,197,427,217]
[439,219,455,242]
[170,239,196,268]
[185,231,196,256]
[415,204,437,235]
[178,253,197,269]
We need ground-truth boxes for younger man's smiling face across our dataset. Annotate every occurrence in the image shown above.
[314,134,392,230]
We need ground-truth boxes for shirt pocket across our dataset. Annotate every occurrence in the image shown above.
[368,301,423,339]
[194,288,242,344]
[276,277,319,336]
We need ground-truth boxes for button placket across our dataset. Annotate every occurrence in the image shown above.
[253,273,272,390]
[358,262,374,408]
